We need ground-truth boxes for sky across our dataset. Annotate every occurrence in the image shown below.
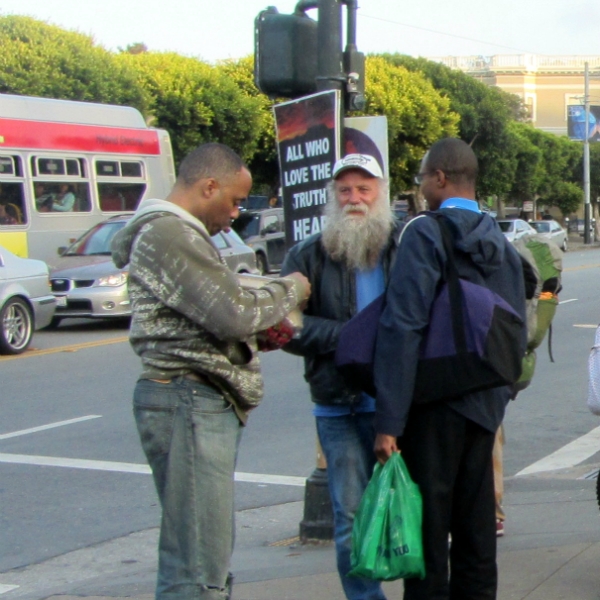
[1,0,600,63]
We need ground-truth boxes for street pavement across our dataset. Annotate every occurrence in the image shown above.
[1,465,599,600]
[2,231,600,600]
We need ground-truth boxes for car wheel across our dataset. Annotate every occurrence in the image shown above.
[0,297,33,355]
[561,238,568,252]
[256,253,268,275]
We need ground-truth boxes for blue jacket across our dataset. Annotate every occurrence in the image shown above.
[374,208,527,437]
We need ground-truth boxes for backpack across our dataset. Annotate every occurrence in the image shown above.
[511,233,563,393]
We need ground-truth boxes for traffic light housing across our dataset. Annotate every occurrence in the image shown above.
[254,7,318,98]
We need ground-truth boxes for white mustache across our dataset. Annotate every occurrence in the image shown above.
[343,203,369,215]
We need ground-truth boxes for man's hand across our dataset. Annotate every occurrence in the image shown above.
[374,433,399,465]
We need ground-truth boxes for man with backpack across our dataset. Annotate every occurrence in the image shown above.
[374,138,527,599]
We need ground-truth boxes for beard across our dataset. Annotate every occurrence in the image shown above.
[321,180,394,271]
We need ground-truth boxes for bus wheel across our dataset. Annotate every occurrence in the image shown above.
[0,297,33,355]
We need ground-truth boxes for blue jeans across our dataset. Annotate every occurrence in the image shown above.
[134,377,242,600]
[316,413,387,600]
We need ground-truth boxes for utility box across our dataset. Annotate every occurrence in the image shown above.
[254,7,318,98]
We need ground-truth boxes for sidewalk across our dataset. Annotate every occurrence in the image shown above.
[2,465,600,600]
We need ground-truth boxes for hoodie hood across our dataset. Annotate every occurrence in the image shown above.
[111,198,208,268]
[439,208,507,277]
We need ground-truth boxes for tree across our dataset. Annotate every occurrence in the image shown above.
[0,15,148,112]
[358,56,459,192]
[546,181,583,216]
[116,52,267,166]
[215,56,279,193]
[380,54,526,198]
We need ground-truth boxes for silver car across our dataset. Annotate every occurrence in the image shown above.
[529,220,568,252]
[49,215,259,326]
[0,245,56,354]
[496,219,536,243]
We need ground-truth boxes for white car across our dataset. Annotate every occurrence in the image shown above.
[529,220,568,252]
[0,245,56,354]
[496,219,536,244]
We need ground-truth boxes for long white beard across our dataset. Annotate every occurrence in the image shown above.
[321,183,394,270]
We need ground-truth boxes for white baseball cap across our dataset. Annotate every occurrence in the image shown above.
[332,154,384,180]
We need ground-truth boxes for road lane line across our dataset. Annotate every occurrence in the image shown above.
[0,585,19,594]
[559,298,578,304]
[0,416,102,440]
[0,453,306,486]
[563,263,600,272]
[0,337,128,361]
[574,324,598,328]
[516,425,600,476]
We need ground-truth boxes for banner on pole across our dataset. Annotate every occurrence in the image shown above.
[274,90,341,249]
[568,105,600,141]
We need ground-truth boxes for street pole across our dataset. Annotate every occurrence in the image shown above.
[584,62,592,245]
[298,0,344,543]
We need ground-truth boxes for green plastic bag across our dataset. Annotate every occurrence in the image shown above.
[349,453,425,581]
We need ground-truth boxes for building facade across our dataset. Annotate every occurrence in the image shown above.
[429,54,600,136]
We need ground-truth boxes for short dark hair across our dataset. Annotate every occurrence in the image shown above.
[424,138,478,187]
[177,143,247,187]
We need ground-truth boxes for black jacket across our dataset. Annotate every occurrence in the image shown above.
[281,224,402,406]
[374,208,527,437]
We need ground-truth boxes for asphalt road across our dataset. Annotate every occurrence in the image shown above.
[1,246,600,574]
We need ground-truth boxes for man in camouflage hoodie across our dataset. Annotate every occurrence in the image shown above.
[112,143,310,600]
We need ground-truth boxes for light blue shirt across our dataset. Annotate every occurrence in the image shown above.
[314,261,385,418]
[440,197,481,213]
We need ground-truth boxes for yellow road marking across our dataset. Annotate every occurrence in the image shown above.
[0,336,128,361]
[564,263,600,272]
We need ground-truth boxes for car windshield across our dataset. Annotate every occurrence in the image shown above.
[497,221,514,233]
[63,221,127,256]
[232,213,260,239]
[531,222,550,233]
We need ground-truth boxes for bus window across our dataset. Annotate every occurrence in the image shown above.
[35,182,91,213]
[98,182,146,212]
[0,182,26,225]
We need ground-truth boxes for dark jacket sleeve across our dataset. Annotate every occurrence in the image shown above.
[374,217,444,437]
[280,238,345,357]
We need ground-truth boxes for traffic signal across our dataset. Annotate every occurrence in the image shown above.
[254,7,318,98]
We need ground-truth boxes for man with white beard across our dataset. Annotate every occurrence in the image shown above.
[281,154,402,600]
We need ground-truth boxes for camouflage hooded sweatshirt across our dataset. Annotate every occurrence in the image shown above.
[111,198,306,423]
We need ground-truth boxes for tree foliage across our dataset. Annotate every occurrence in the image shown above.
[358,56,459,191]
[116,52,267,166]
[379,54,525,198]
[0,15,148,112]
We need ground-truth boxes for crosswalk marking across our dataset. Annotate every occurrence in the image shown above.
[0,585,19,594]
[0,453,306,486]
[516,425,600,476]
[0,415,101,440]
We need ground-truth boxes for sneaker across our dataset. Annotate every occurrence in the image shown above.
[496,519,505,537]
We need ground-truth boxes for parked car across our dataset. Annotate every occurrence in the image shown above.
[0,245,56,354]
[496,219,536,244]
[529,220,568,252]
[232,207,286,274]
[49,215,259,326]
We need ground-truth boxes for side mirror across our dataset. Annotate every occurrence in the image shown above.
[57,246,67,256]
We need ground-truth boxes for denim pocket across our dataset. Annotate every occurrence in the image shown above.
[188,382,233,414]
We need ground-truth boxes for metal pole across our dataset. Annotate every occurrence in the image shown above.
[316,0,344,95]
[584,62,592,244]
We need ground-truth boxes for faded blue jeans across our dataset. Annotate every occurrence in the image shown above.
[316,413,387,600]
[134,376,242,600]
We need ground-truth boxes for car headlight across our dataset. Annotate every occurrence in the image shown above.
[97,271,128,287]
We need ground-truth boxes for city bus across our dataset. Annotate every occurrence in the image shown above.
[0,93,175,265]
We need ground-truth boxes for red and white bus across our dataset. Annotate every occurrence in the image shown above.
[0,93,175,265]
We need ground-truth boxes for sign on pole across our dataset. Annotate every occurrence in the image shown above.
[274,90,341,249]
[568,105,600,141]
